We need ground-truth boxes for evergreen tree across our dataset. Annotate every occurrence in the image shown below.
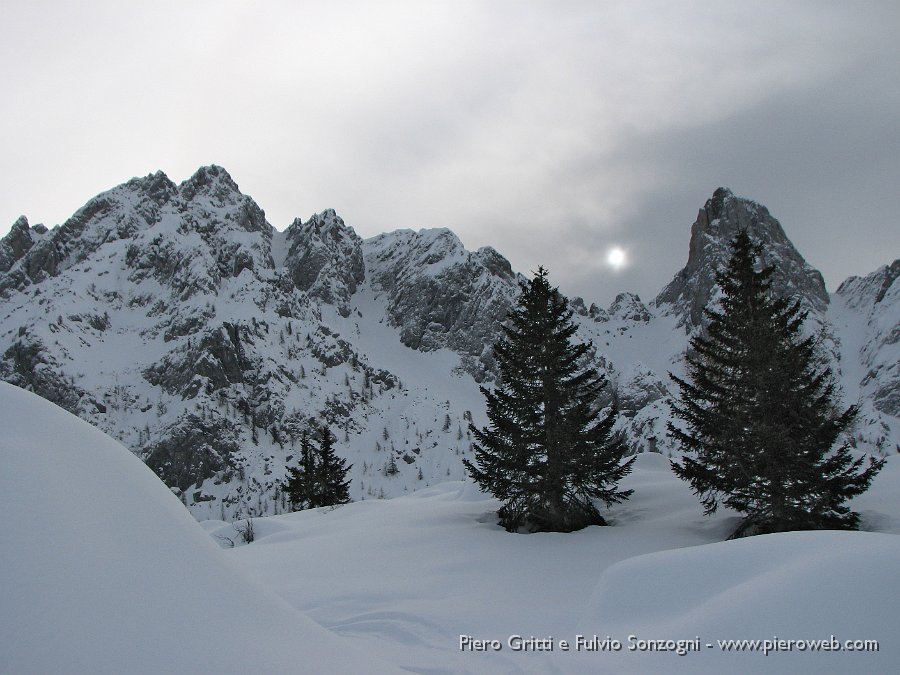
[383,454,399,476]
[283,431,316,510]
[283,426,353,509]
[464,267,634,533]
[314,424,352,507]
[670,230,884,539]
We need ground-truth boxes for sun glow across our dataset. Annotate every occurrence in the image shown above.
[607,247,626,270]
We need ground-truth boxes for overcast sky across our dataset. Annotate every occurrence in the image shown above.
[2,1,898,306]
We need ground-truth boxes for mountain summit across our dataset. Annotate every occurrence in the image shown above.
[0,174,896,518]
[656,187,829,329]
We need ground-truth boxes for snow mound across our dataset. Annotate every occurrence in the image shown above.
[0,382,397,674]
[583,530,899,673]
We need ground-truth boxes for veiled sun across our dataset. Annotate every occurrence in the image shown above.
[607,247,626,270]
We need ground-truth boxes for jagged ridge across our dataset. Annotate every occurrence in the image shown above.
[0,173,896,519]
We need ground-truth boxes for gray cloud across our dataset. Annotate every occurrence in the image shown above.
[1,1,898,307]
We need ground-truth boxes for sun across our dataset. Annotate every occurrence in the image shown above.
[607,247,626,270]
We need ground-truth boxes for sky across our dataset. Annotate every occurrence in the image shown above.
[2,0,898,306]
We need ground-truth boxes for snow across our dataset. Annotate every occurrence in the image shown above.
[269,227,290,268]
[2,169,899,671]
[226,450,900,674]
[2,169,895,520]
[2,382,899,673]
[0,382,397,674]
[583,530,900,673]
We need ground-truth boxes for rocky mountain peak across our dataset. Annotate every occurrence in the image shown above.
[125,170,179,205]
[607,292,652,323]
[179,165,240,202]
[875,260,900,305]
[836,259,900,310]
[0,216,37,274]
[0,212,63,294]
[175,166,270,238]
[283,210,365,316]
[367,228,469,278]
[655,187,829,329]
[473,246,515,280]
[8,214,32,236]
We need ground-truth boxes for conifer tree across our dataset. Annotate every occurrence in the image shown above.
[670,230,884,538]
[283,425,353,509]
[314,424,352,507]
[464,267,634,533]
[284,430,316,510]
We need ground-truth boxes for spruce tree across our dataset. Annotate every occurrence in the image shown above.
[464,267,634,533]
[669,230,884,539]
[283,426,353,509]
[314,424,352,507]
[284,430,316,510]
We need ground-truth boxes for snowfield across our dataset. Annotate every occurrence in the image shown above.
[2,381,898,674]
[0,382,398,674]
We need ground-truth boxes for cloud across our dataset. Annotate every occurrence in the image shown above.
[1,1,898,307]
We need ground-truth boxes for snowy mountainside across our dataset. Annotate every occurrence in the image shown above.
[365,227,521,382]
[0,167,497,520]
[831,260,900,453]
[0,170,897,520]
[834,259,900,416]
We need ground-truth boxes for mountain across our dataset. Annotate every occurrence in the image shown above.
[0,170,896,519]
[655,187,829,329]
[831,260,900,453]
[365,227,520,381]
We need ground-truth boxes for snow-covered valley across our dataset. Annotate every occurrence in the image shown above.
[3,381,898,674]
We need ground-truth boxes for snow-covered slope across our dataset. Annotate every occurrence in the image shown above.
[0,381,398,674]
[0,171,896,521]
[834,261,900,415]
[220,451,900,674]
[0,167,490,519]
[5,377,898,673]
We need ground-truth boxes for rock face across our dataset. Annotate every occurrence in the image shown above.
[0,330,86,414]
[835,260,900,419]
[0,173,896,518]
[607,292,651,323]
[656,188,829,329]
[283,209,365,317]
[365,228,520,381]
[0,216,38,274]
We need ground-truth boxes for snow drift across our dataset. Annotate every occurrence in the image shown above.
[2,382,898,673]
[0,382,397,674]
[226,452,900,674]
